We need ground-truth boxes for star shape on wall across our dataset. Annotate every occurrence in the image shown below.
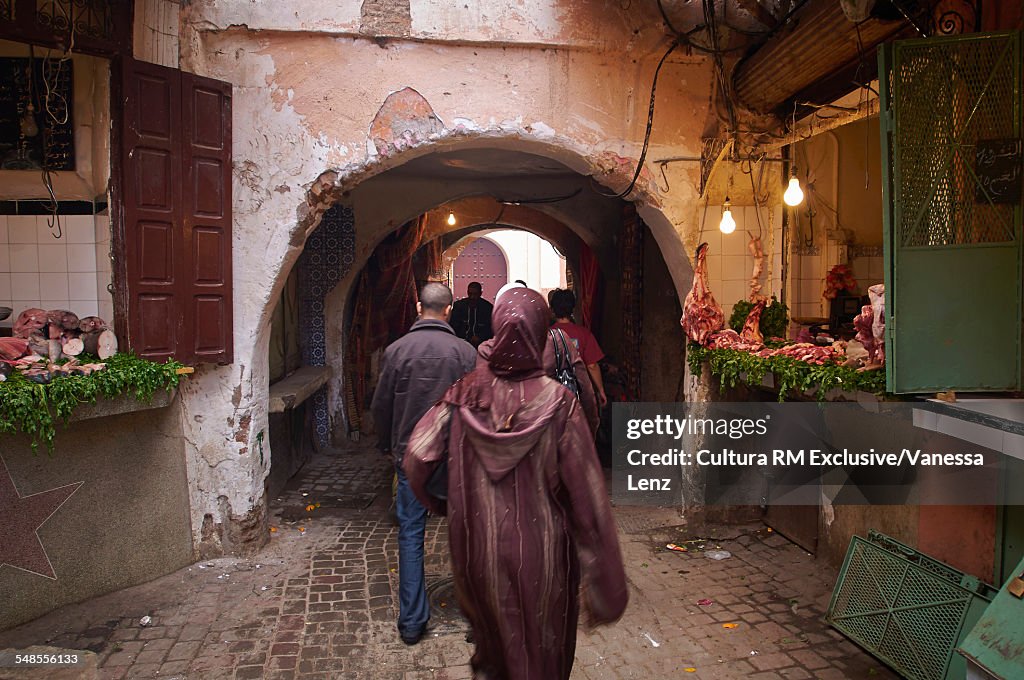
[0,456,83,580]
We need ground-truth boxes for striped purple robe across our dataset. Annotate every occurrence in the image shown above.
[405,287,627,680]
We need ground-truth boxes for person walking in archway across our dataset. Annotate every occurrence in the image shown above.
[370,282,477,645]
[477,282,599,435]
[550,288,608,408]
[404,287,627,679]
[450,281,494,347]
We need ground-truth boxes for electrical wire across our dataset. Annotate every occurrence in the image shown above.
[656,0,747,55]
[746,0,814,45]
[596,40,679,200]
[36,0,76,239]
[656,0,683,35]
[497,188,582,205]
[42,54,70,126]
[704,0,737,135]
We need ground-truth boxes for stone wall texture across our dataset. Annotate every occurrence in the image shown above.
[165,0,716,552]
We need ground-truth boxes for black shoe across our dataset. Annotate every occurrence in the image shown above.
[400,619,434,645]
[400,630,424,646]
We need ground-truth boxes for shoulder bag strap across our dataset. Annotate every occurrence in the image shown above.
[549,329,564,371]
[556,328,573,367]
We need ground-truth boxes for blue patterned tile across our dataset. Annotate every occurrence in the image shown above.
[297,204,356,446]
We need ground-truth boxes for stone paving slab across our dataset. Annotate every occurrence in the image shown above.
[0,448,895,679]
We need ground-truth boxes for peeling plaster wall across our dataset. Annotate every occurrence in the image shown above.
[188,0,656,49]
[175,0,715,552]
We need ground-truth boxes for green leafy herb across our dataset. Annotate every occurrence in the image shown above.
[728,295,789,340]
[0,353,186,453]
[687,344,887,402]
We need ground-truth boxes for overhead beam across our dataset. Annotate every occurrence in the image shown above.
[732,0,912,115]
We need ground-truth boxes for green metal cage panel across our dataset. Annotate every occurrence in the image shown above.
[827,531,998,680]
[879,32,1023,393]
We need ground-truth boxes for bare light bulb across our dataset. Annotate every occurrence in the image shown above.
[719,200,736,234]
[783,176,804,206]
[447,210,456,226]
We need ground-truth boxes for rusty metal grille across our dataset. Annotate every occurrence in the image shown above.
[35,0,112,41]
[893,33,1020,247]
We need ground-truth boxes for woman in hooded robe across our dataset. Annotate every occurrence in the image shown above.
[475,282,600,435]
[404,287,627,680]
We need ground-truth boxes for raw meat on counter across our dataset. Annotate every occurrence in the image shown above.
[752,343,843,365]
[707,329,764,352]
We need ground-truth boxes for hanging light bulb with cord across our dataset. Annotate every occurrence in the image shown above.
[447,210,456,226]
[719,197,736,234]
[783,169,804,207]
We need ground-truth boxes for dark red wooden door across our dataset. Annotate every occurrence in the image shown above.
[182,71,233,364]
[120,58,183,362]
[452,237,507,303]
[119,58,233,364]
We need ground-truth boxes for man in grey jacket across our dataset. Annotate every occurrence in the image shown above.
[371,282,476,645]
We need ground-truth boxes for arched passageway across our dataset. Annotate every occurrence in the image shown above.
[264,143,689,496]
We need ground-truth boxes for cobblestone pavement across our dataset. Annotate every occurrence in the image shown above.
[0,447,895,680]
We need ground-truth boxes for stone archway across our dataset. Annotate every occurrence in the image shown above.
[278,138,695,445]
[173,8,713,558]
[182,131,697,559]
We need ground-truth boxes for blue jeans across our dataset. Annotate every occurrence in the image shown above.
[395,467,429,638]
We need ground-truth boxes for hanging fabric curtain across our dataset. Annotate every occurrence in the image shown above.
[344,215,427,432]
[423,236,445,281]
[577,243,602,331]
[620,204,643,401]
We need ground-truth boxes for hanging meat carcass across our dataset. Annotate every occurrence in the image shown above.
[853,304,877,360]
[868,284,885,365]
[748,236,765,301]
[681,242,725,346]
[740,299,767,345]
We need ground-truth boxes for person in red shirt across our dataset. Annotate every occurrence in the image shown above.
[549,288,608,407]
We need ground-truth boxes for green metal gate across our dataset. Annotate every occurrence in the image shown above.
[880,32,1023,393]
[828,531,998,680]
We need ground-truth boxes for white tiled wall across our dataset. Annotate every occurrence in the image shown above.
[0,214,113,328]
[793,248,825,319]
[94,211,114,322]
[699,205,783,322]
[791,245,883,321]
[850,256,884,291]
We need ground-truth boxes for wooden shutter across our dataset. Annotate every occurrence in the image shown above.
[119,58,184,363]
[118,58,233,364]
[182,72,233,364]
